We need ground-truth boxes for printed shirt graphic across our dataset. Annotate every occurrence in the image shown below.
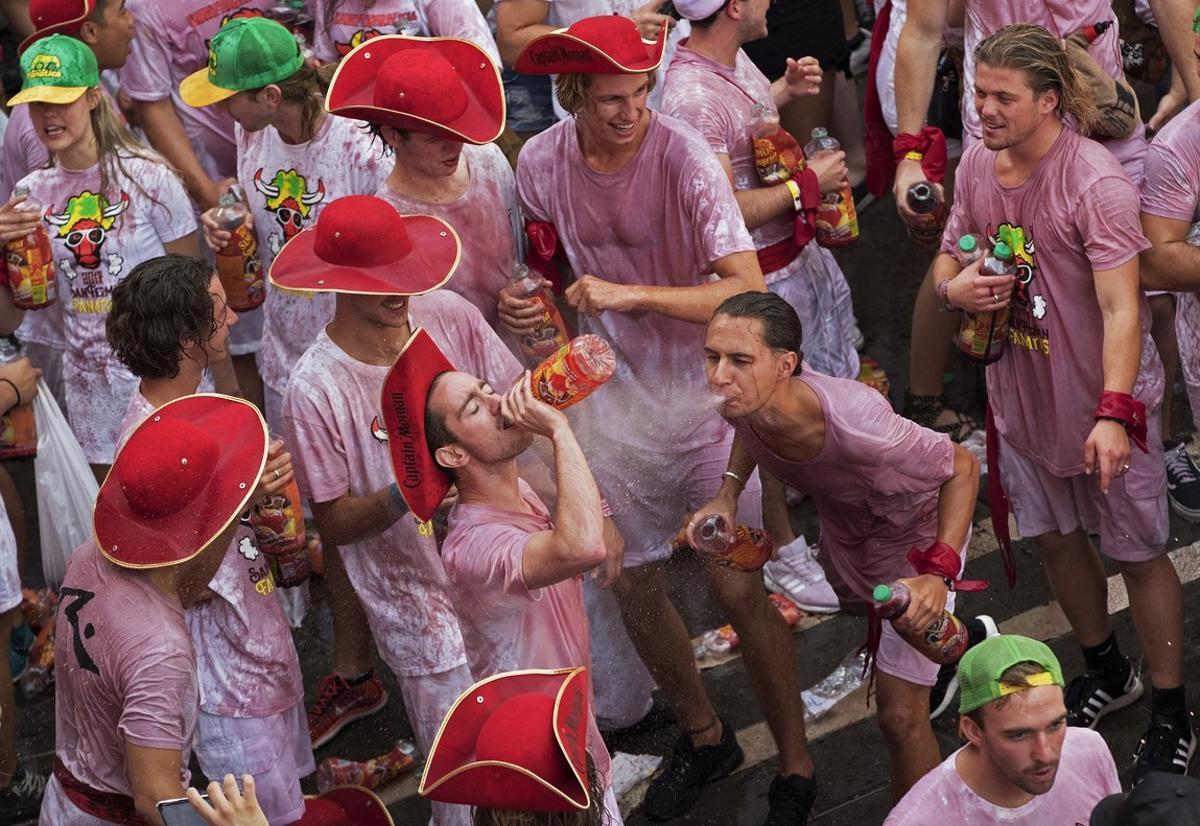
[16,156,195,364]
[282,290,522,677]
[122,0,278,179]
[312,0,500,65]
[237,116,385,395]
[941,127,1160,475]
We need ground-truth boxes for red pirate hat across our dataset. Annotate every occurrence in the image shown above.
[269,195,460,295]
[94,394,268,569]
[419,667,592,812]
[19,0,95,55]
[301,785,394,826]
[514,15,666,75]
[326,35,505,145]
[381,328,455,523]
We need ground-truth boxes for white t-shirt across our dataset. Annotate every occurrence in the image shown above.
[311,0,500,65]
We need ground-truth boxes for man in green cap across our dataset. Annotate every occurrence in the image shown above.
[885,635,1121,825]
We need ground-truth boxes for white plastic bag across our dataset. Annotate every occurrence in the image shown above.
[33,378,97,587]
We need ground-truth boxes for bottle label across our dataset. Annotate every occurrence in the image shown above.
[815,187,859,247]
[216,225,265,311]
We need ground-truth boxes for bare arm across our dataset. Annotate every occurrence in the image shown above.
[934,443,979,552]
[0,0,32,38]
[689,434,759,533]
[721,153,795,230]
[136,100,230,210]
[1139,212,1200,291]
[891,0,949,219]
[495,0,554,69]
[1147,0,1200,101]
[163,232,201,259]
[126,743,185,826]
[310,486,407,547]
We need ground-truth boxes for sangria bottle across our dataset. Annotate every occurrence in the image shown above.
[955,241,1014,364]
[873,581,969,665]
[5,186,57,310]
[0,338,35,459]
[685,514,774,573]
[527,334,615,411]
[249,460,310,588]
[750,102,788,186]
[505,263,570,366]
[904,181,946,249]
[213,186,265,312]
[803,128,859,248]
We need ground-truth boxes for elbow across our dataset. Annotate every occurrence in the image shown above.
[132,792,163,825]
[954,445,981,490]
[580,537,607,568]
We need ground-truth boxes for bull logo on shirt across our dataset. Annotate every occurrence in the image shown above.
[46,190,130,276]
[988,221,1051,355]
[988,222,1040,310]
[253,168,325,255]
[335,28,385,57]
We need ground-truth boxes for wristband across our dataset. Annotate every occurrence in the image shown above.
[936,277,954,310]
[785,179,802,213]
[903,151,924,162]
[907,540,988,592]
[722,470,746,489]
[1094,390,1149,453]
[0,378,20,407]
[388,482,409,516]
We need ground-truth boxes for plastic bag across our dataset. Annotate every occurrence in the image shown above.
[33,378,97,587]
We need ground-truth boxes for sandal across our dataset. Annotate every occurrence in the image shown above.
[902,391,980,443]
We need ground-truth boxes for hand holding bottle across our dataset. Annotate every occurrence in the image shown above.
[889,574,950,635]
[200,204,256,253]
[945,256,1015,314]
[500,372,569,439]
[0,193,43,245]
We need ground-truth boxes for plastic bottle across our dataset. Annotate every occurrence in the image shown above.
[0,338,35,459]
[803,128,859,248]
[904,181,946,249]
[684,514,774,572]
[527,335,615,411]
[250,474,311,588]
[212,185,265,312]
[955,241,1014,364]
[5,186,57,310]
[955,233,984,266]
[873,581,970,664]
[750,102,788,186]
[505,263,571,365]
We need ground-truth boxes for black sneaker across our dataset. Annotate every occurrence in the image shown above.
[930,614,998,720]
[1134,714,1197,784]
[763,773,817,826]
[600,695,676,745]
[1165,441,1200,522]
[1065,661,1144,728]
[0,765,48,823]
[641,718,744,821]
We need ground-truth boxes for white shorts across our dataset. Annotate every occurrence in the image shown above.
[38,775,115,825]
[767,244,860,380]
[0,495,19,615]
[396,665,475,826]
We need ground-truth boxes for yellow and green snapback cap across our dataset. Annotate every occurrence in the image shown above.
[9,33,99,106]
[958,634,1065,715]
[180,16,304,108]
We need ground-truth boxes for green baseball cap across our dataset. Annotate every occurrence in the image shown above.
[9,33,99,107]
[179,17,304,108]
[958,635,1065,715]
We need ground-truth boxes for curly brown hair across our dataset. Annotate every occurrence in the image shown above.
[106,254,220,380]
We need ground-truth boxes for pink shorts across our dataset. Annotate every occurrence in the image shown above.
[193,702,314,825]
[998,434,1168,562]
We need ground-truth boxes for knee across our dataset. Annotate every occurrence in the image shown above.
[876,698,931,746]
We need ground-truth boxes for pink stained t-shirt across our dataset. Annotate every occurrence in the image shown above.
[53,539,198,797]
[375,142,520,329]
[731,367,956,603]
[884,726,1120,825]
[1139,97,1200,223]
[441,478,612,787]
[516,111,755,452]
[311,0,500,65]
[282,289,522,677]
[238,115,386,396]
[940,126,1161,476]
[116,393,304,718]
[962,0,1146,183]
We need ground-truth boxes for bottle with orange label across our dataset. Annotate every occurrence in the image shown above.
[873,581,969,665]
[803,128,859,248]
[527,334,615,411]
[213,185,265,312]
[678,514,773,572]
[249,472,310,588]
[5,186,57,310]
[750,102,806,186]
[504,263,571,366]
[0,338,36,459]
[955,240,1014,364]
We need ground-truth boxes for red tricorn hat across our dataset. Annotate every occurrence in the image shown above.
[94,394,268,569]
[381,328,455,524]
[19,0,95,55]
[301,785,394,826]
[269,195,460,295]
[515,15,666,75]
[326,35,505,145]
[419,667,592,812]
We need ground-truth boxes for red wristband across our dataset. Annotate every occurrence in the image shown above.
[906,541,988,592]
[892,127,947,184]
[1094,390,1148,453]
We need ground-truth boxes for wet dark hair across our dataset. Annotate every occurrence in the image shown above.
[106,254,220,379]
[712,291,804,375]
[424,371,456,468]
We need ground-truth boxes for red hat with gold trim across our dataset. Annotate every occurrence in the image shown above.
[301,785,394,826]
[94,394,268,569]
[419,667,591,812]
[515,15,666,75]
[326,35,505,145]
[19,0,95,55]
[269,195,460,295]
[381,328,455,524]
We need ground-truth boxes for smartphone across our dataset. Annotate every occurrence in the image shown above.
[657,1,680,19]
[158,794,210,826]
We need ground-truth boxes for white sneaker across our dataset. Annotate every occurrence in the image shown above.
[763,536,840,614]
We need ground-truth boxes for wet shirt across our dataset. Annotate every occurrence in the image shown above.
[441,478,612,786]
[116,393,304,718]
[53,540,197,797]
[238,115,385,395]
[16,155,195,364]
[731,367,955,602]
[375,142,519,328]
[941,126,1160,475]
[884,727,1120,825]
[311,0,500,65]
[1139,97,1200,222]
[516,112,755,453]
[282,290,521,676]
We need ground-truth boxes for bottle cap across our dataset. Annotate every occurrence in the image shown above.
[957,235,977,252]
[872,584,893,602]
[811,127,828,139]
[993,241,1013,260]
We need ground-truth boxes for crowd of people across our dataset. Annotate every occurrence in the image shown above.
[0,0,1198,824]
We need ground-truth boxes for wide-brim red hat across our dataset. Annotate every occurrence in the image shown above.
[419,667,591,812]
[381,328,455,524]
[515,15,666,75]
[326,35,505,145]
[269,195,460,295]
[19,0,94,55]
[94,394,267,569]
[301,785,394,826]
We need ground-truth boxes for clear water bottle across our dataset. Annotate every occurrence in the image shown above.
[803,128,859,247]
